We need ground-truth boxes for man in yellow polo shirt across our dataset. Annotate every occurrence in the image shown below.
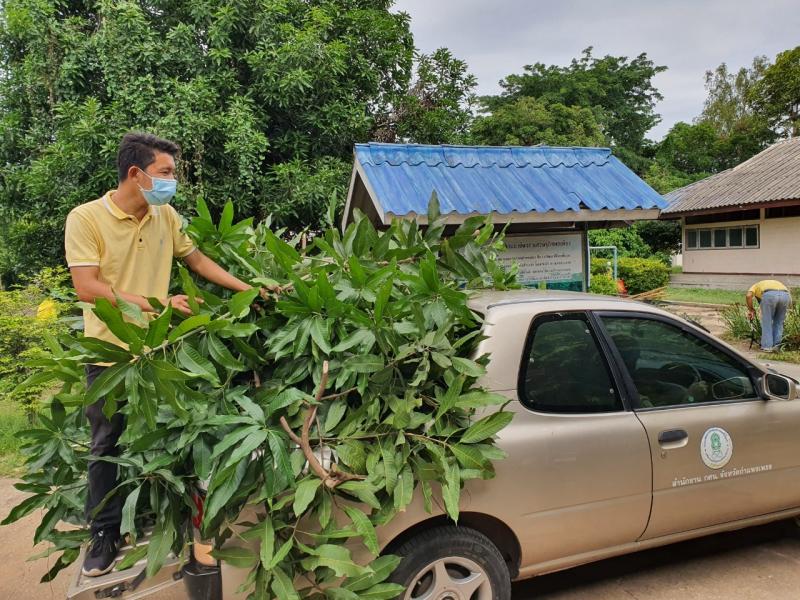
[65,132,257,576]
[746,279,792,352]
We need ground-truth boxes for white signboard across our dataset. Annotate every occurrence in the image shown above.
[499,233,585,290]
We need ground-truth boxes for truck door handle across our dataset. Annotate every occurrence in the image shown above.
[658,429,688,445]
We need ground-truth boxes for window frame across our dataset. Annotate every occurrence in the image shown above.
[591,310,763,411]
[684,225,759,251]
[744,225,759,248]
[516,310,632,414]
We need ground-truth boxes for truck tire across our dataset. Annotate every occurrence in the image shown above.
[388,525,511,600]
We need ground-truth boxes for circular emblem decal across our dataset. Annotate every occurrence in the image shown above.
[701,427,733,469]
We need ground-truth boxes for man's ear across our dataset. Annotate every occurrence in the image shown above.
[127,165,140,181]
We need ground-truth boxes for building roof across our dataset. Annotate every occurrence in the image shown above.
[662,137,800,215]
[343,143,666,227]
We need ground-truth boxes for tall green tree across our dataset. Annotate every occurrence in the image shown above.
[0,0,474,282]
[750,46,800,137]
[374,48,477,144]
[471,96,605,147]
[482,47,666,155]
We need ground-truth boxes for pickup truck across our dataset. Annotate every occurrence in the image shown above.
[68,289,800,600]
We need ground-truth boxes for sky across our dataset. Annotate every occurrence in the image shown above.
[392,0,800,140]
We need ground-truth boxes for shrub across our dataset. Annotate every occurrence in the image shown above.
[722,290,800,351]
[617,257,670,295]
[591,257,614,276]
[0,267,72,417]
[589,274,618,296]
[5,198,518,591]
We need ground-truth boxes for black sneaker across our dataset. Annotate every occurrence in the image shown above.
[82,529,120,577]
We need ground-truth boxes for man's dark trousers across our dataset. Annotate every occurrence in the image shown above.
[85,364,125,535]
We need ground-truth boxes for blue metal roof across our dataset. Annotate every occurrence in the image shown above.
[354,143,666,218]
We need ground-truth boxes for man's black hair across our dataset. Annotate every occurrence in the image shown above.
[117,132,180,182]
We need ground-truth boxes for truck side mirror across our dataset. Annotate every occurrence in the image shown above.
[762,373,798,401]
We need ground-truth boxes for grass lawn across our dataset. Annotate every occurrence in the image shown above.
[0,400,28,477]
[664,287,744,305]
[758,350,800,364]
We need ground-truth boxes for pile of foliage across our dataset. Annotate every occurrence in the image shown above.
[722,290,800,351]
[0,267,73,418]
[3,198,518,598]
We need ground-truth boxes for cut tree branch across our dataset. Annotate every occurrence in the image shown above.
[279,361,362,489]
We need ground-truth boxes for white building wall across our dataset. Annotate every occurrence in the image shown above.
[683,212,800,275]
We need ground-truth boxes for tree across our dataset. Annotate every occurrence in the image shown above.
[0,0,474,283]
[482,47,666,154]
[655,121,719,175]
[701,58,770,135]
[374,48,478,144]
[471,97,605,147]
[588,227,652,259]
[750,46,800,137]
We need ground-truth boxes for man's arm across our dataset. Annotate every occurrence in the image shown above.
[182,250,251,292]
[70,266,193,315]
[746,290,756,319]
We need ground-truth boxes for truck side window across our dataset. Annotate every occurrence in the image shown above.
[520,313,622,413]
[601,316,756,409]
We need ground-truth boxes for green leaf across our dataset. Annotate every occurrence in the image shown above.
[393,466,414,512]
[93,298,141,349]
[85,363,129,406]
[442,461,461,522]
[324,399,347,433]
[168,314,211,343]
[268,537,294,569]
[451,356,486,377]
[343,355,384,373]
[120,485,141,540]
[302,544,367,578]
[211,546,259,568]
[373,278,393,321]
[116,544,148,570]
[218,200,234,234]
[177,344,219,384]
[456,390,509,409]
[271,566,300,600]
[461,411,514,444]
[33,505,65,545]
[207,334,245,371]
[451,444,489,470]
[357,584,407,600]
[146,519,176,577]
[309,317,332,354]
[345,555,402,591]
[293,478,321,516]
[210,426,261,461]
[344,505,379,555]
[115,294,147,325]
[144,303,172,348]
[259,517,275,569]
[229,288,259,318]
[332,329,375,353]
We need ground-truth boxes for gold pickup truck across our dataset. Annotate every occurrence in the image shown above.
[69,290,799,600]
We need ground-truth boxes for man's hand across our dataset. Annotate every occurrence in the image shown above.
[748,308,756,321]
[166,294,193,316]
[259,283,292,301]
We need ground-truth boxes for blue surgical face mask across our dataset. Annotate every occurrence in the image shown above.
[138,170,177,206]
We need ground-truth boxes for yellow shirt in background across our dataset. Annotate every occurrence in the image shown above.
[64,190,196,346]
[748,279,788,300]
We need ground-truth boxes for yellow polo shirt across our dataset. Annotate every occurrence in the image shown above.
[65,190,196,346]
[748,279,788,300]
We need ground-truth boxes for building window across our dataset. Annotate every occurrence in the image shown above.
[685,225,759,250]
[728,227,743,247]
[765,205,800,219]
[745,225,759,247]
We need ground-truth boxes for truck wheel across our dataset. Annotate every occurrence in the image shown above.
[388,525,511,600]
